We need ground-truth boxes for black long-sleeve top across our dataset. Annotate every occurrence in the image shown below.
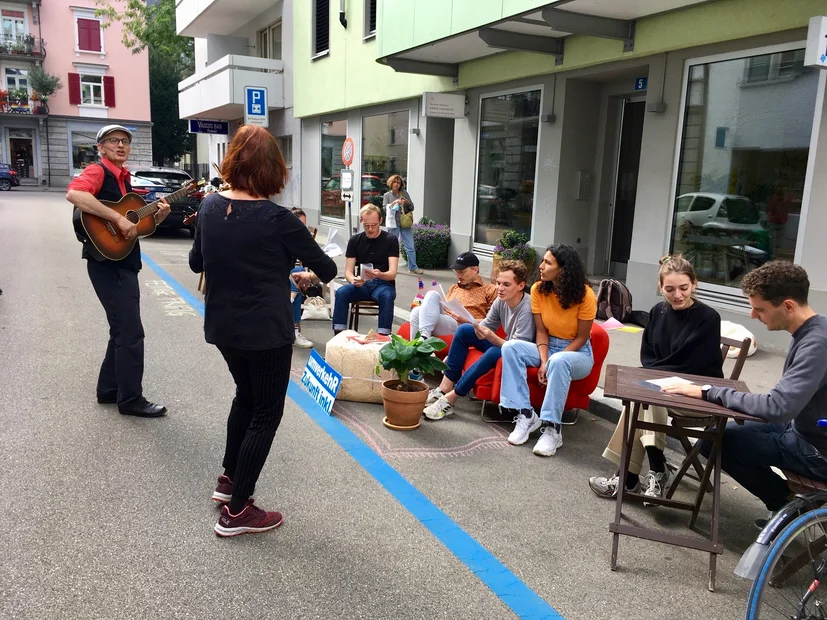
[640,300,724,379]
[189,194,337,350]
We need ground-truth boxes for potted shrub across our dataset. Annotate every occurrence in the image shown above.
[491,230,537,282]
[28,67,62,115]
[23,34,34,56]
[400,217,451,269]
[375,333,447,430]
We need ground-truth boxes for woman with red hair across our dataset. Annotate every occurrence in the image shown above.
[189,125,337,537]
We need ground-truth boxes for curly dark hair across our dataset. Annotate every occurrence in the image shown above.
[742,261,809,306]
[537,244,588,309]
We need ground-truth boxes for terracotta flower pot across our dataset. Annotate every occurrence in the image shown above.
[381,379,428,430]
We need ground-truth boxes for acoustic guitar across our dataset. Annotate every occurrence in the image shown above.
[73,179,202,261]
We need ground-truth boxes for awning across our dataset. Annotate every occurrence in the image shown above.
[378,0,712,77]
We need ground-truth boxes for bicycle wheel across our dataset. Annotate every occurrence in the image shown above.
[747,507,827,619]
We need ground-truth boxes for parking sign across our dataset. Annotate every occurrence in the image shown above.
[244,86,269,128]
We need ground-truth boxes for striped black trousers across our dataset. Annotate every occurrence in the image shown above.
[216,343,293,507]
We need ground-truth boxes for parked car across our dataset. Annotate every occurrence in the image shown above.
[130,168,203,236]
[674,192,764,235]
[0,163,20,191]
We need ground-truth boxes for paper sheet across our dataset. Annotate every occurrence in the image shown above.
[322,228,343,257]
[440,297,479,324]
[360,263,375,280]
[645,376,694,388]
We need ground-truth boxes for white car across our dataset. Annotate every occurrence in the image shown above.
[674,192,763,235]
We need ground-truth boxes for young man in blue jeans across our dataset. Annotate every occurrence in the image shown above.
[664,261,827,526]
[332,204,399,335]
[422,260,535,421]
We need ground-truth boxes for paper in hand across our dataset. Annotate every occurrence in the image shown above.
[440,298,478,324]
[361,263,375,280]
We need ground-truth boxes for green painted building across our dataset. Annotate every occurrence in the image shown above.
[295,0,827,350]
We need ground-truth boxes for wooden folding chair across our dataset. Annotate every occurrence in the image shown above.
[667,335,752,496]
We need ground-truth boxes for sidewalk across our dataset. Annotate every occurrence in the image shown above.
[318,227,786,421]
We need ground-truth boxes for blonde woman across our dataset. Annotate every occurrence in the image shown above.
[383,174,422,274]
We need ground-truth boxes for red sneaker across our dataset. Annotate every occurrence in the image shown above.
[211,475,233,504]
[214,501,283,537]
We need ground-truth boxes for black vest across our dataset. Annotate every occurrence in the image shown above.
[81,162,141,272]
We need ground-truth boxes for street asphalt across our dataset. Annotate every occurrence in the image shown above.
[0,192,779,619]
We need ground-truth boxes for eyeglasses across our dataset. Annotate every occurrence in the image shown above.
[362,222,381,229]
[103,137,131,146]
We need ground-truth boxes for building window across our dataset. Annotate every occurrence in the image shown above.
[81,74,103,105]
[320,120,346,219]
[75,15,102,53]
[362,110,408,216]
[257,21,282,61]
[2,10,25,40]
[474,89,541,245]
[364,0,377,38]
[313,0,330,57]
[277,135,292,167]
[71,129,98,176]
[5,67,27,91]
[670,47,819,288]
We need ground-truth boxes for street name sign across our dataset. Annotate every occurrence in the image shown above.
[188,119,230,135]
[244,86,269,128]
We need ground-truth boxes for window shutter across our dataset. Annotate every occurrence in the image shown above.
[88,20,102,52]
[77,19,89,50]
[68,73,81,105]
[103,76,115,107]
[369,0,377,33]
[314,0,329,55]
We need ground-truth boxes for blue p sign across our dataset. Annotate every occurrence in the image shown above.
[244,86,269,128]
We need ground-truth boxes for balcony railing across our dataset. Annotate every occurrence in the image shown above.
[0,35,46,59]
[0,95,48,115]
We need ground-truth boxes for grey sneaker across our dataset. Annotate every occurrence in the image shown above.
[293,333,313,349]
[642,469,672,506]
[423,396,454,420]
[588,474,642,499]
[425,387,445,405]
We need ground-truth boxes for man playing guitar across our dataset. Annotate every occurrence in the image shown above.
[66,124,170,418]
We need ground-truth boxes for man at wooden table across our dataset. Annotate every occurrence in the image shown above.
[664,261,827,526]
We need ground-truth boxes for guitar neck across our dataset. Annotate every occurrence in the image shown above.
[133,185,192,220]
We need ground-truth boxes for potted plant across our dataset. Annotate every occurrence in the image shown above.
[28,67,62,115]
[375,333,447,430]
[491,230,537,282]
[23,34,34,55]
[0,89,9,111]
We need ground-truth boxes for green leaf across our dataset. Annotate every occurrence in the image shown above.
[417,344,435,354]
[396,344,416,362]
[424,337,448,351]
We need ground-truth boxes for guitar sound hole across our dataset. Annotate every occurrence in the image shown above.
[126,211,140,224]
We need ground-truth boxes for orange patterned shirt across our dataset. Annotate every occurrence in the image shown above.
[447,276,498,320]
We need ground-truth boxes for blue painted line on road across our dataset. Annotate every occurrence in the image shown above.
[142,251,564,620]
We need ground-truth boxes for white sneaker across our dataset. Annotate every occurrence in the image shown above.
[642,469,672,506]
[423,396,454,420]
[507,411,541,445]
[425,387,445,405]
[532,426,563,456]
[293,333,314,349]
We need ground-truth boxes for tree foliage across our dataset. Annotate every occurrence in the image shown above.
[95,0,194,165]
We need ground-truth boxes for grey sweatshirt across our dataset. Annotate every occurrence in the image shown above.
[708,314,827,454]
[481,293,535,342]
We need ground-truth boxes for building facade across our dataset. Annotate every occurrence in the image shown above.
[176,0,299,209]
[0,0,152,187]
[294,0,827,351]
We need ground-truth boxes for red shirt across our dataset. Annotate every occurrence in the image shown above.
[67,157,130,196]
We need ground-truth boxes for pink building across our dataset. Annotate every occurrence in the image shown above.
[0,0,151,187]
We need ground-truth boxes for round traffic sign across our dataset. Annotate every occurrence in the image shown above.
[341,137,354,167]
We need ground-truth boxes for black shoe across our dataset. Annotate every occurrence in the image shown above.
[119,399,167,418]
[97,393,118,404]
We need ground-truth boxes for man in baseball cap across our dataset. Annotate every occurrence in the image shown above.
[450,251,480,271]
[66,123,170,418]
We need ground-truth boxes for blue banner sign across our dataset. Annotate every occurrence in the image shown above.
[300,349,342,415]
[188,119,230,135]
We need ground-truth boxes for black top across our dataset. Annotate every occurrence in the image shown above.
[640,300,724,378]
[189,194,337,350]
[345,230,399,277]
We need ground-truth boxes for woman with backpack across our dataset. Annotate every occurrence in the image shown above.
[589,255,723,504]
[499,244,597,457]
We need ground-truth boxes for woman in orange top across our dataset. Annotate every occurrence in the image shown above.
[500,244,597,457]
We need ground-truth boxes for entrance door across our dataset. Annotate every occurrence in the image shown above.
[608,99,645,278]
[8,129,34,178]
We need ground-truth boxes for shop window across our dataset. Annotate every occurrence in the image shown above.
[320,120,346,219]
[362,110,408,212]
[313,0,329,57]
[71,130,98,177]
[474,89,541,245]
[670,47,818,288]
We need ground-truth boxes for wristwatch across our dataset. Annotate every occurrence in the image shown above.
[701,385,712,401]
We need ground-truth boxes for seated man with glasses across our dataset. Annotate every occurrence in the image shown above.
[332,204,399,336]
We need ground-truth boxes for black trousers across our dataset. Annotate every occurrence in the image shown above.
[217,344,293,504]
[86,259,145,406]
